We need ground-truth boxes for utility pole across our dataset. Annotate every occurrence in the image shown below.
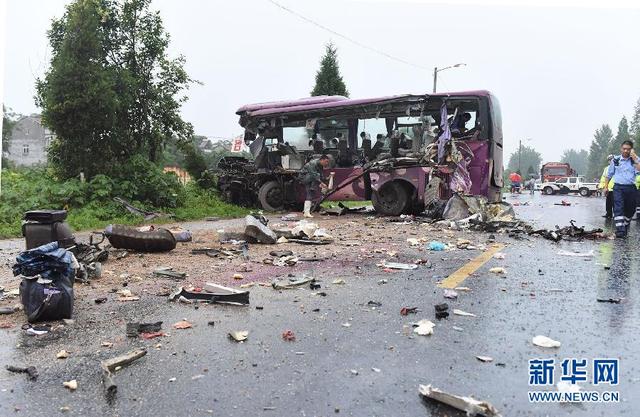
[432,63,466,93]
[518,139,522,173]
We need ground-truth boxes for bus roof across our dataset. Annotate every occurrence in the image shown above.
[237,90,492,118]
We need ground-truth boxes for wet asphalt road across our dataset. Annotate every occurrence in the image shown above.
[1,193,639,417]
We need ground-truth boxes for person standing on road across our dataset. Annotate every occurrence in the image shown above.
[509,171,522,193]
[599,155,615,218]
[635,171,640,220]
[300,155,331,218]
[604,140,640,237]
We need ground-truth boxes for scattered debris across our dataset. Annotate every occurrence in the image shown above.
[113,197,170,221]
[434,303,449,319]
[532,335,561,348]
[413,319,435,336]
[229,331,249,342]
[367,300,383,307]
[5,365,38,380]
[332,279,345,285]
[63,380,78,391]
[141,332,166,340]
[400,306,418,316]
[173,320,192,330]
[379,261,418,270]
[407,238,421,246]
[104,224,176,252]
[169,283,250,305]
[597,298,622,304]
[282,330,296,341]
[244,215,277,244]
[428,241,446,251]
[557,250,595,258]
[101,348,147,399]
[232,273,244,280]
[489,267,506,275]
[555,200,571,206]
[453,309,476,317]
[94,297,107,304]
[272,275,315,290]
[476,356,494,363]
[126,322,163,337]
[493,253,505,259]
[56,350,70,359]
[153,267,187,279]
[418,384,501,417]
[269,250,293,257]
[443,289,458,299]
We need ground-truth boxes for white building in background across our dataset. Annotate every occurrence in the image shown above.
[6,114,54,167]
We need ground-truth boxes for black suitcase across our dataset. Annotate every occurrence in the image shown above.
[22,210,75,250]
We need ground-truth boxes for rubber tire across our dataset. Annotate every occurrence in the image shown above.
[579,187,591,197]
[372,182,410,216]
[258,181,284,211]
[543,186,555,195]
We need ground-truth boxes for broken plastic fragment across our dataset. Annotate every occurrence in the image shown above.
[476,356,493,363]
[229,330,249,342]
[418,384,501,417]
[453,309,476,317]
[532,335,561,348]
[379,261,418,270]
[332,279,345,285]
[56,350,70,359]
[172,320,193,330]
[407,238,421,246]
[443,289,458,299]
[493,252,505,259]
[428,241,446,251]
[63,380,78,391]
[413,319,435,336]
[489,267,506,275]
[557,250,594,258]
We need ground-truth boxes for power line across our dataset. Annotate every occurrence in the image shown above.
[266,0,429,71]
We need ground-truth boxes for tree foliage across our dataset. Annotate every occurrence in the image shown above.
[310,43,349,97]
[2,106,19,167]
[630,97,640,144]
[36,0,195,179]
[587,124,613,180]
[506,145,542,176]
[560,148,589,176]
[607,116,630,156]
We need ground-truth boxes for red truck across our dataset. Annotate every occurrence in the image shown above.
[540,162,576,183]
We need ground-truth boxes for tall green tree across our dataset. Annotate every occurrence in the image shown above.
[560,148,589,176]
[36,0,195,179]
[2,106,18,164]
[310,43,349,97]
[506,145,542,175]
[607,116,630,156]
[630,97,640,144]
[587,124,613,180]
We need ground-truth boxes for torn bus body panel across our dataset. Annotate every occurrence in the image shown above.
[214,91,503,215]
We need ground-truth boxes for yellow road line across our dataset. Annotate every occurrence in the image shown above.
[438,243,505,289]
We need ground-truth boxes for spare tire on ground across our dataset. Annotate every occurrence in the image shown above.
[104,224,176,252]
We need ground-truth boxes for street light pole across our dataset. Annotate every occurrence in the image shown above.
[432,63,466,93]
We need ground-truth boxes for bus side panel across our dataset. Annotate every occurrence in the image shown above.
[323,167,367,201]
[465,140,491,196]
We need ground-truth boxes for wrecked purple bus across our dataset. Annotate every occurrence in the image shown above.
[215,90,503,216]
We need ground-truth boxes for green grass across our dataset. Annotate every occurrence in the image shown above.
[321,200,372,208]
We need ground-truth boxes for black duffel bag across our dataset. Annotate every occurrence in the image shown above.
[20,276,74,323]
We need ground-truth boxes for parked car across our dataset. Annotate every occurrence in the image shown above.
[539,176,598,196]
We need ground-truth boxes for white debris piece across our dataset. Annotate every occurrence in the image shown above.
[379,261,418,270]
[412,319,435,336]
[407,238,421,246]
[489,267,506,275]
[418,384,502,417]
[493,252,506,259]
[453,309,476,317]
[557,250,595,258]
[532,335,561,348]
[476,356,494,363]
[443,289,458,299]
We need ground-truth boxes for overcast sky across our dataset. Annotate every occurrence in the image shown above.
[3,0,640,161]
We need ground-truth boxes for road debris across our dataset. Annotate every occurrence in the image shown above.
[400,306,418,316]
[63,380,78,391]
[272,275,315,290]
[428,241,446,251]
[443,289,458,299]
[557,250,595,258]
[493,252,505,259]
[418,384,501,417]
[489,267,506,275]
[169,283,250,305]
[453,309,476,317]
[332,279,345,285]
[56,350,70,359]
[101,348,147,399]
[173,320,192,329]
[5,365,38,380]
[244,215,277,244]
[379,261,418,270]
[597,298,622,303]
[282,330,296,341]
[126,322,163,337]
[153,267,187,279]
[412,319,435,336]
[104,224,176,252]
[476,356,494,363]
[434,303,449,319]
[229,330,249,342]
[532,335,561,348]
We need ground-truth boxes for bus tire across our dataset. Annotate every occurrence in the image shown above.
[372,181,409,216]
[258,181,284,211]
[579,187,591,197]
[543,186,554,195]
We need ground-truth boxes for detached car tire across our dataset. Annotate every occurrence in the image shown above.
[258,181,284,211]
[372,182,410,216]
[543,186,555,195]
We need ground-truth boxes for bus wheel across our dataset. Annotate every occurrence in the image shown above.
[543,186,554,195]
[372,182,409,216]
[258,181,284,211]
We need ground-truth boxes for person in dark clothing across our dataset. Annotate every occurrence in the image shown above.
[300,155,330,217]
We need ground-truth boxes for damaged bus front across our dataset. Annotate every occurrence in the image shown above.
[215,91,503,215]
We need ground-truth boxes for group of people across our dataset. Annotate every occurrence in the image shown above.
[600,140,640,238]
[508,171,536,194]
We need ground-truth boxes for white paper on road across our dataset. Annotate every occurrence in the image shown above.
[418,384,502,417]
[532,335,561,348]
